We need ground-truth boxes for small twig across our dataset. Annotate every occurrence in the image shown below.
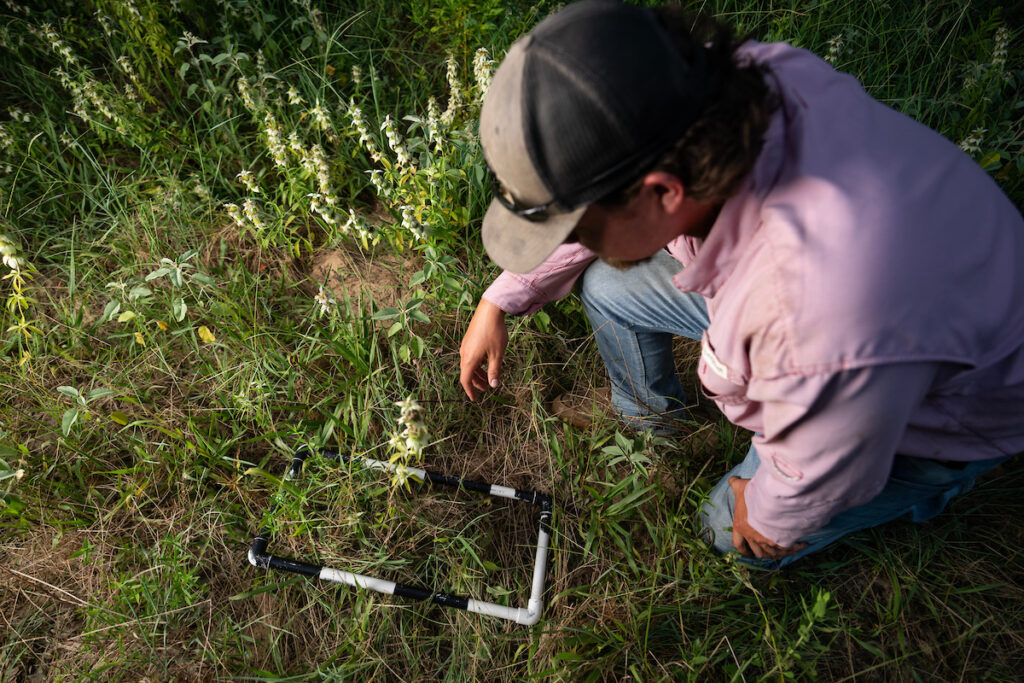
[0,563,90,608]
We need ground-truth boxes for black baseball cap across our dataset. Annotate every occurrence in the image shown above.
[480,0,709,273]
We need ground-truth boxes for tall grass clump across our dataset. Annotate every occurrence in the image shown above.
[1,0,1022,680]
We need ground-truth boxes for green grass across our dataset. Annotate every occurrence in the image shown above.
[1,0,1022,680]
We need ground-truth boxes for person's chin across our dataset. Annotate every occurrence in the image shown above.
[601,254,653,271]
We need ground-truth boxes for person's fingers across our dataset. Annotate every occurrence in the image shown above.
[732,528,750,556]
[487,348,503,389]
[459,362,481,401]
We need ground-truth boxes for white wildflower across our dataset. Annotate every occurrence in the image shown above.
[367,169,390,199]
[382,115,412,168]
[441,53,465,126]
[351,65,362,85]
[307,144,336,203]
[309,102,331,132]
[117,55,145,100]
[992,26,1009,69]
[0,124,11,152]
[236,169,260,193]
[179,31,207,51]
[8,108,30,123]
[288,130,305,156]
[347,99,381,161]
[958,127,986,156]
[426,96,443,151]
[394,396,422,420]
[123,0,142,22]
[242,198,267,232]
[307,192,338,225]
[236,78,257,111]
[825,34,844,65]
[400,206,426,240]
[473,47,494,99]
[343,208,371,238]
[263,111,289,167]
[287,85,304,105]
[191,177,211,202]
[391,464,413,488]
[314,286,335,315]
[224,202,244,225]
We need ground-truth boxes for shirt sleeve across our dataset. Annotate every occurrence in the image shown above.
[743,362,938,546]
[481,242,597,316]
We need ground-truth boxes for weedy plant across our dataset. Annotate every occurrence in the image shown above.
[0,0,1022,680]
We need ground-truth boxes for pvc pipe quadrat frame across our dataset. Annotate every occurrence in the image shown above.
[247,446,553,626]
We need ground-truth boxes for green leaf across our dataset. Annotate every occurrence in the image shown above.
[371,307,401,321]
[110,411,130,426]
[61,409,80,436]
[57,386,81,400]
[117,311,137,323]
[102,300,120,321]
[127,285,152,301]
[398,344,411,363]
[387,321,404,337]
[173,298,187,322]
[146,267,171,281]
[979,151,1001,170]
[86,388,114,401]
[409,309,430,324]
[409,270,427,287]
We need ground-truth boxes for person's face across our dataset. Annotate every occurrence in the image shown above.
[575,199,679,269]
[571,172,719,269]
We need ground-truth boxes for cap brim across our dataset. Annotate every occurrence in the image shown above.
[481,198,588,274]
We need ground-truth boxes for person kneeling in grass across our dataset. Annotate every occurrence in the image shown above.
[458,0,1024,568]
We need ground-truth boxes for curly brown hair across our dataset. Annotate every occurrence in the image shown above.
[596,7,777,208]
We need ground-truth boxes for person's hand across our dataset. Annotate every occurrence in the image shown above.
[729,477,808,560]
[459,299,508,401]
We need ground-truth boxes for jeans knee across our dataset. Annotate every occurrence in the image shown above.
[699,493,737,556]
[579,260,619,315]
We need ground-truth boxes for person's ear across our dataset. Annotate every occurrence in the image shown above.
[641,171,685,213]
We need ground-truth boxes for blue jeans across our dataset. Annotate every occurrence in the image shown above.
[580,251,709,433]
[580,251,1013,567]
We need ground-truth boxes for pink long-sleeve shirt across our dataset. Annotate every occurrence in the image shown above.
[481,41,1024,546]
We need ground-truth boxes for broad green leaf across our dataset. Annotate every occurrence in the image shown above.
[173,298,187,322]
[117,311,136,323]
[57,386,81,400]
[102,300,120,321]
[371,307,401,321]
[61,408,80,436]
